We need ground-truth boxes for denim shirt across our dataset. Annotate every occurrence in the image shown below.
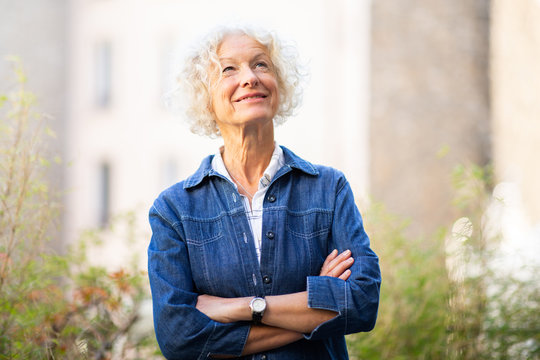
[148,146,381,360]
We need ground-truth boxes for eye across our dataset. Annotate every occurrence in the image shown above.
[222,66,235,73]
[255,62,269,69]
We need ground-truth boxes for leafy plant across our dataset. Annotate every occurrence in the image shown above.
[347,163,539,359]
[0,58,159,359]
[347,203,450,360]
[447,164,539,360]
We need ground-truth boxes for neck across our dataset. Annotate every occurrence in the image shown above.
[220,122,275,188]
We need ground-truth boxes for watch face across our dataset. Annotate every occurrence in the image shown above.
[252,298,266,312]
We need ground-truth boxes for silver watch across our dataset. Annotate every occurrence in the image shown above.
[249,297,266,324]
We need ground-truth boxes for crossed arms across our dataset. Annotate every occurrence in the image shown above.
[196,249,355,358]
[149,179,381,359]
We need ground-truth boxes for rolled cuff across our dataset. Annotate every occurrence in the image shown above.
[304,276,347,340]
[205,321,251,358]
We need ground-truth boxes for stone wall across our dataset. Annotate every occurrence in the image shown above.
[369,0,491,234]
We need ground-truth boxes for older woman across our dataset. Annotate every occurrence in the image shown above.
[148,26,381,359]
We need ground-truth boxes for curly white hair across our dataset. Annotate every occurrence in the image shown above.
[176,25,305,138]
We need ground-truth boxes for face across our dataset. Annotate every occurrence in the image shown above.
[210,34,279,131]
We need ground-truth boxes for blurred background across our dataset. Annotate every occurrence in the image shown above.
[1,0,539,358]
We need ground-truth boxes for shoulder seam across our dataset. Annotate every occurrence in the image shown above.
[151,203,177,228]
[335,173,348,196]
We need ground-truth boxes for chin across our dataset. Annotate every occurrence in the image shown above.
[237,113,275,125]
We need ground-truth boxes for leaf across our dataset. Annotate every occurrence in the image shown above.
[0,94,7,107]
[45,126,57,138]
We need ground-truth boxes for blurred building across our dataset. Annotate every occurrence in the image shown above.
[0,0,67,157]
[370,0,540,260]
[1,0,539,267]
[490,0,540,262]
[62,0,371,268]
[0,0,68,250]
[370,0,491,234]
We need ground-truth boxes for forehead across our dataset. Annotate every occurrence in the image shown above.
[217,34,270,59]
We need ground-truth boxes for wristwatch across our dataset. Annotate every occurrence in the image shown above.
[249,297,266,324]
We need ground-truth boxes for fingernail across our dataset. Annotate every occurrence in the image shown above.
[344,249,351,255]
[333,249,338,254]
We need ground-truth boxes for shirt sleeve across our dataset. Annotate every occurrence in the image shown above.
[304,177,381,341]
[148,201,250,359]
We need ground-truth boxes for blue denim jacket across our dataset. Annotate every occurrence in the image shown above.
[148,146,381,360]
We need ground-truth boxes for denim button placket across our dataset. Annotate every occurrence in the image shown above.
[148,147,381,359]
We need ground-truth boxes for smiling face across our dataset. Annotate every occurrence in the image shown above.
[210,34,280,132]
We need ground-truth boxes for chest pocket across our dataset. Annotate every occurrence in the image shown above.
[286,209,332,238]
[183,216,223,245]
[182,216,247,296]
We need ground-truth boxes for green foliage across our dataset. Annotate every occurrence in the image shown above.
[0,59,159,359]
[347,204,450,360]
[2,58,538,359]
[347,164,539,360]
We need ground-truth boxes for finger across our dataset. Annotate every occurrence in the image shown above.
[320,249,338,276]
[338,269,351,281]
[325,250,352,274]
[321,251,350,276]
[322,249,338,268]
[321,251,353,277]
[330,257,354,278]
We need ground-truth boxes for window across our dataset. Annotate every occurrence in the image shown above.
[98,162,111,227]
[95,41,112,107]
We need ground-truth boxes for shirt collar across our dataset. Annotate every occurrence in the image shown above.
[210,143,284,190]
[183,144,318,190]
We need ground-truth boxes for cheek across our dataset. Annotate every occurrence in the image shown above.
[271,82,280,109]
[269,76,279,92]
[211,84,233,113]
[220,82,236,104]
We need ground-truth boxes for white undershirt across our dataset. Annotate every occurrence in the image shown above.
[211,143,285,263]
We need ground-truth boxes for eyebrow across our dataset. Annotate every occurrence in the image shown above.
[218,52,271,62]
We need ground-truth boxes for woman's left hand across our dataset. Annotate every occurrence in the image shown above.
[319,249,354,280]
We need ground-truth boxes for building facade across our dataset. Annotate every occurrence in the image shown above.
[63,0,371,268]
[2,0,539,268]
[370,0,492,235]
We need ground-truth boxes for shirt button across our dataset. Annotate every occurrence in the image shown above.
[261,355,267,360]
[267,194,276,203]
[266,231,275,240]
[263,275,272,284]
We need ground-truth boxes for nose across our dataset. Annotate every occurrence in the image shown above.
[240,67,259,87]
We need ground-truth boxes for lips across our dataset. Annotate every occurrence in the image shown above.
[235,93,267,102]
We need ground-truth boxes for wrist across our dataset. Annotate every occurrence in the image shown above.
[232,296,253,322]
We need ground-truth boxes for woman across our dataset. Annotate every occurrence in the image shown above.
[148,26,381,359]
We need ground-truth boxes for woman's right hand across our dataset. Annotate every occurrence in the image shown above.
[319,249,354,280]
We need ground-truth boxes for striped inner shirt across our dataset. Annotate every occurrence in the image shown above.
[211,143,285,263]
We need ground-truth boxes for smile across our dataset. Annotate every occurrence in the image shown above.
[235,94,267,102]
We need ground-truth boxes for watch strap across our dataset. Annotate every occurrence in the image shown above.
[252,309,263,324]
